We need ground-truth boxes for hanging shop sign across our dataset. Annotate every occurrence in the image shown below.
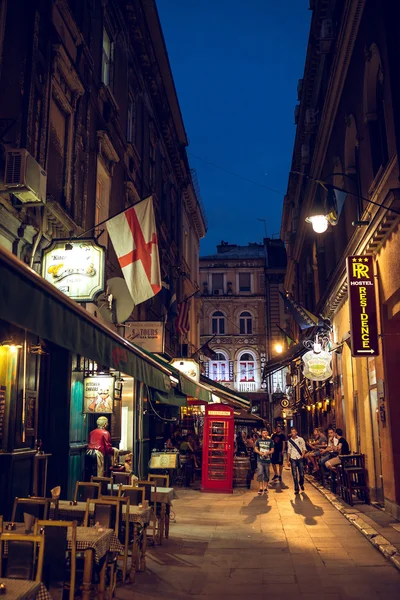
[125,321,164,353]
[302,349,333,382]
[170,358,200,382]
[346,255,379,357]
[42,239,105,302]
[83,375,115,414]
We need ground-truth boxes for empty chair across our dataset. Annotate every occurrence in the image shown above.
[74,481,101,503]
[11,497,49,523]
[91,475,113,496]
[37,520,77,600]
[112,472,132,487]
[118,485,145,506]
[148,473,169,488]
[84,499,117,530]
[136,480,159,544]
[0,532,44,581]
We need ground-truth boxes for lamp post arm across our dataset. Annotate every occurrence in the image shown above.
[326,183,400,217]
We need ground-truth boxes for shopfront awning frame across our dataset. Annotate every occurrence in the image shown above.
[0,246,174,393]
[200,375,251,409]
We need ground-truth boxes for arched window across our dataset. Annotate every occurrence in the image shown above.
[209,350,229,382]
[238,352,255,382]
[211,311,225,335]
[364,44,389,177]
[239,311,253,334]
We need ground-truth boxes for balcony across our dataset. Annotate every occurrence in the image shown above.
[237,382,258,393]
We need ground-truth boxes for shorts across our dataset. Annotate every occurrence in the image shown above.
[326,455,341,467]
[271,452,283,465]
[256,461,270,482]
[313,450,322,457]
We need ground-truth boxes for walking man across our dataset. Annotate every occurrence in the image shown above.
[271,424,287,482]
[254,427,274,495]
[287,427,306,494]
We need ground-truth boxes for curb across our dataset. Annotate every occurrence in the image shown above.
[305,474,400,572]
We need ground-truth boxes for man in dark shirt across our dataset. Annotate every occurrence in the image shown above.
[326,428,350,471]
[271,424,287,482]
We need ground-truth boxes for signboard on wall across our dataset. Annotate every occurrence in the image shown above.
[83,376,115,414]
[42,239,105,302]
[126,321,164,352]
[170,359,200,382]
[347,255,379,357]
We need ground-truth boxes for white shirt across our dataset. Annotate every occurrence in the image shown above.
[287,435,306,460]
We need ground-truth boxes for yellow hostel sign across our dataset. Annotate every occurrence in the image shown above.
[346,255,379,357]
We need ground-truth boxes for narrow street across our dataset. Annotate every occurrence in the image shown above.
[117,472,400,600]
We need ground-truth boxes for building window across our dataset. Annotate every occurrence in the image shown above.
[370,79,389,176]
[212,273,224,294]
[239,311,253,334]
[127,100,135,143]
[239,272,251,292]
[239,352,255,381]
[102,27,113,86]
[212,311,225,335]
[95,159,111,244]
[209,352,229,382]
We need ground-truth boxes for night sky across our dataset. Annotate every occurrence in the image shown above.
[156,0,311,255]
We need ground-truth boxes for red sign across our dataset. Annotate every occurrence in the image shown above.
[346,255,379,357]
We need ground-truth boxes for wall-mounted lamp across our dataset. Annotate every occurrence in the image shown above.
[1,340,23,352]
[274,343,284,354]
[307,405,311,411]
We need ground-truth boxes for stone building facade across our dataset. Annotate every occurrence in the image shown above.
[199,240,286,418]
[282,0,400,517]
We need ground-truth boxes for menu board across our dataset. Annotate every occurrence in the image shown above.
[149,452,179,469]
[0,386,6,440]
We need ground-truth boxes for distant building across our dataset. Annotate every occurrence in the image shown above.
[199,240,287,418]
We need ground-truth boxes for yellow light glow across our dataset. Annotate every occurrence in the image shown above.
[306,215,329,233]
[318,401,323,408]
[274,343,283,354]
[282,411,286,418]
[326,399,330,405]
[307,405,311,411]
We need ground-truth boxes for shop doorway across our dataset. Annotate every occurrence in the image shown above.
[368,356,384,503]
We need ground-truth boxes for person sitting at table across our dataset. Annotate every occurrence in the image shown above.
[325,429,350,471]
[306,428,327,473]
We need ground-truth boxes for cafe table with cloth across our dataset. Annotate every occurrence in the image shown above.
[0,578,51,600]
[3,523,123,600]
[49,501,152,581]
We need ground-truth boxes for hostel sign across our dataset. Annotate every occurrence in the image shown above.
[347,255,379,357]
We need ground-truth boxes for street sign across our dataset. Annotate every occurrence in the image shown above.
[347,255,379,357]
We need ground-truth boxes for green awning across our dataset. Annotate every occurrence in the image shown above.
[0,248,172,393]
[179,374,212,403]
[153,389,187,407]
[200,375,251,409]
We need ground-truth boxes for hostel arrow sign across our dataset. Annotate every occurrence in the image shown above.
[346,255,379,357]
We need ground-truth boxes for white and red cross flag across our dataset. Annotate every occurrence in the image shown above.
[106,197,161,306]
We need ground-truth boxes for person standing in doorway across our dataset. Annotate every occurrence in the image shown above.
[254,428,274,495]
[287,427,306,494]
[271,424,287,482]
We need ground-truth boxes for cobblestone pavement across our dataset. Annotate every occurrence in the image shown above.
[116,471,400,599]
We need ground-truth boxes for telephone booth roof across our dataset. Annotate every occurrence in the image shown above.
[205,405,234,418]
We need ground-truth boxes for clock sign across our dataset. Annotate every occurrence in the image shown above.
[280,398,289,408]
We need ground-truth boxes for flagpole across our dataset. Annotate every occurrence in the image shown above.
[74,196,152,239]
[190,334,217,358]
[275,324,296,344]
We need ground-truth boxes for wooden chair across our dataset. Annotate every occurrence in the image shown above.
[11,497,49,523]
[112,472,132,487]
[148,473,169,488]
[91,476,114,497]
[118,485,145,506]
[136,480,158,544]
[84,499,117,530]
[74,481,101,503]
[0,532,44,581]
[36,520,77,600]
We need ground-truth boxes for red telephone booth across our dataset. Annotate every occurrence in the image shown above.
[202,405,234,493]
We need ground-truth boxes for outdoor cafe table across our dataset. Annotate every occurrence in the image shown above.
[0,578,51,600]
[3,523,123,600]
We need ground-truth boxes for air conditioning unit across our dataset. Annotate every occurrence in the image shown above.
[301,144,310,165]
[320,19,334,54]
[213,289,224,296]
[4,149,47,204]
[294,104,300,125]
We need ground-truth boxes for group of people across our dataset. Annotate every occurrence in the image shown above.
[252,424,350,496]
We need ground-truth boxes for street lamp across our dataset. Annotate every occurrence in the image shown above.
[274,343,284,354]
[292,171,400,233]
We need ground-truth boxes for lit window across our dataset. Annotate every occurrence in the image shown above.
[211,311,225,335]
[239,311,253,334]
[102,28,113,86]
[239,353,255,381]
[210,352,229,382]
[239,272,251,292]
